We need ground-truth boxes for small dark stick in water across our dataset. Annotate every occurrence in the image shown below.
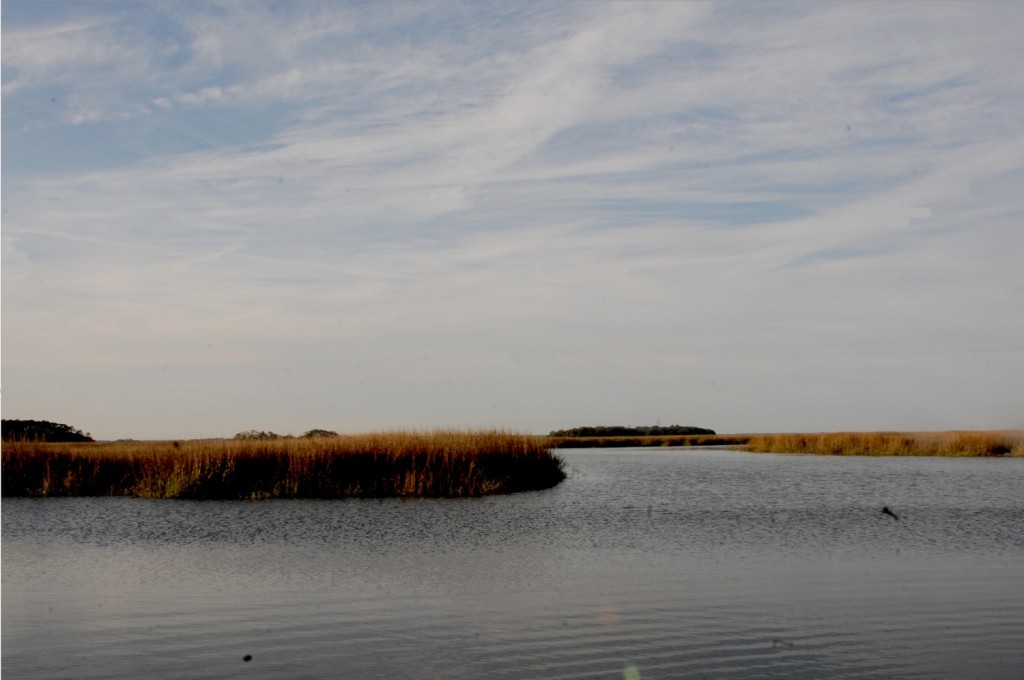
[881,506,899,520]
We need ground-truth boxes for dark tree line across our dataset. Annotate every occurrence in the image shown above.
[233,429,339,440]
[550,424,716,437]
[2,419,94,442]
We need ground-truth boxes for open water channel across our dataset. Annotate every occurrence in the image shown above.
[3,448,1023,679]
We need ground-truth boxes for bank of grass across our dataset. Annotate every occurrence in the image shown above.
[1,430,566,499]
[551,434,751,448]
[743,431,1024,457]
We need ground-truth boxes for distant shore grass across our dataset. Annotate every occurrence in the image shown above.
[743,431,1024,457]
[550,434,751,449]
[1,430,566,499]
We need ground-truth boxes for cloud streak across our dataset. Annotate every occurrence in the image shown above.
[3,1,1023,439]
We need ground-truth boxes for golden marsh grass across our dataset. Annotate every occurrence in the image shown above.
[743,431,1024,457]
[1,430,566,499]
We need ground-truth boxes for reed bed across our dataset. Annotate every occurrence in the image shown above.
[743,431,1024,457]
[1,430,566,499]
[551,434,751,449]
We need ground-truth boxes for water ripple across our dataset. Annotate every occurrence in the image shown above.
[4,449,1023,679]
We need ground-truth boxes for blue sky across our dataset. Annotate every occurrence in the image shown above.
[3,1,1023,440]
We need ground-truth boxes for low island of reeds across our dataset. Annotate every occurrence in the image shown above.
[1,430,566,499]
[743,431,1024,457]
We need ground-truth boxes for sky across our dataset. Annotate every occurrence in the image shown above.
[2,1,1023,440]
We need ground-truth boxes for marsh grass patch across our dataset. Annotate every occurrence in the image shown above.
[1,430,566,499]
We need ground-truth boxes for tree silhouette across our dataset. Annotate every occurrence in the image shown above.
[550,424,715,437]
[233,430,286,440]
[302,429,339,438]
[2,419,94,442]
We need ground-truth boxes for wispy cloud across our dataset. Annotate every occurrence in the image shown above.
[3,1,1022,438]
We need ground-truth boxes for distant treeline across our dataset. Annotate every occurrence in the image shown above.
[233,429,339,440]
[2,419,94,443]
[550,425,716,437]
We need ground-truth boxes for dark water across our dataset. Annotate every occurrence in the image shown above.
[4,449,1023,679]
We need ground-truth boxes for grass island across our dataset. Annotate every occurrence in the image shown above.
[1,430,566,499]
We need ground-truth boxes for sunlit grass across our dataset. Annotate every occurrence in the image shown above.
[1,430,566,499]
[743,431,1024,457]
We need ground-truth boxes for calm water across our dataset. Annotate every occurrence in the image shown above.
[3,449,1023,679]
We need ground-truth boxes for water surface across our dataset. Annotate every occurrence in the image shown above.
[4,449,1023,678]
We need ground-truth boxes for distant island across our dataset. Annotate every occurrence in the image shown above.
[546,425,738,449]
[2,419,94,443]
[550,425,716,437]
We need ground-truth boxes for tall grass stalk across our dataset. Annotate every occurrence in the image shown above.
[743,431,1023,457]
[1,430,566,499]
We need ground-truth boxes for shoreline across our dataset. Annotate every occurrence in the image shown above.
[741,431,1023,457]
[552,430,1023,456]
[550,434,751,449]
